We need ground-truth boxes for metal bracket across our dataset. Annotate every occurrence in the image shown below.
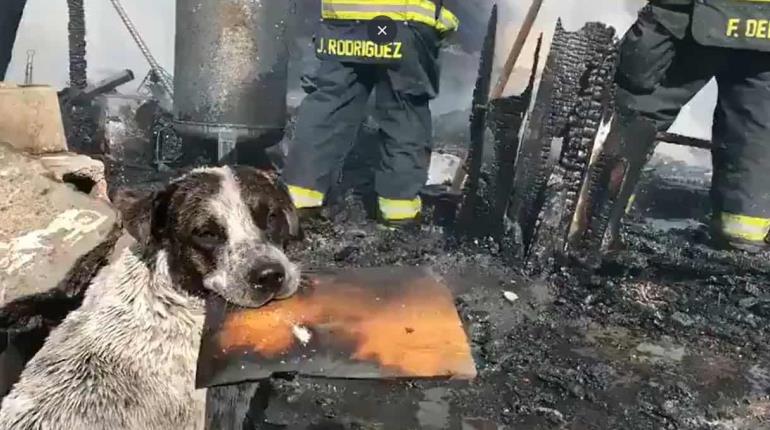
[217,129,238,165]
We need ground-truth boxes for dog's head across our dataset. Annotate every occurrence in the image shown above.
[117,166,301,308]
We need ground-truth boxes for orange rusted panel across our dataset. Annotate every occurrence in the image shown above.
[196,266,477,387]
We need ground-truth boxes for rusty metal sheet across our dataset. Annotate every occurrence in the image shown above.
[196,266,477,388]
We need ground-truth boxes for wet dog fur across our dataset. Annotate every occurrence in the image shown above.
[0,166,301,430]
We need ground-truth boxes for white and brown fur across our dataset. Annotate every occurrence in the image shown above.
[0,166,301,430]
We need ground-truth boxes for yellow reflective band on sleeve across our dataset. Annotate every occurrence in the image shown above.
[378,196,422,221]
[287,185,325,209]
[321,0,460,33]
[720,212,770,242]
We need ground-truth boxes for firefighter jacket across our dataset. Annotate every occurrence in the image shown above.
[649,0,770,52]
[320,0,459,34]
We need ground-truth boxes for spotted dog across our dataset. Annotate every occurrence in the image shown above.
[0,166,301,430]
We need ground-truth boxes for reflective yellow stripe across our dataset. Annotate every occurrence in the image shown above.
[720,212,770,242]
[321,0,459,33]
[288,185,325,209]
[379,196,422,220]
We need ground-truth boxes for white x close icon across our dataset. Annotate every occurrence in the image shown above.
[377,25,388,36]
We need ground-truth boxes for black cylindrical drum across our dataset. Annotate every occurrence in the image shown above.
[173,0,290,148]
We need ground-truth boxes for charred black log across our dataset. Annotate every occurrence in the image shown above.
[67,0,87,91]
[515,22,619,272]
[557,24,618,250]
[507,21,569,255]
[485,34,543,240]
[65,0,98,154]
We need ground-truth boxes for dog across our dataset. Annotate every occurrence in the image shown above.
[0,165,302,430]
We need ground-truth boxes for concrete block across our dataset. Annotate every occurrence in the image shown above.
[0,143,119,304]
[0,84,68,154]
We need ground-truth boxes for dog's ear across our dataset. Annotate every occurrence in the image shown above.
[283,207,300,240]
[271,179,301,241]
[113,187,174,246]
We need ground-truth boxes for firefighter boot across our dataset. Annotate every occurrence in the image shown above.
[376,196,423,231]
[286,185,329,224]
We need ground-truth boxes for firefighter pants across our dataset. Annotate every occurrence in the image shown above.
[0,0,27,81]
[283,23,440,222]
[616,7,770,243]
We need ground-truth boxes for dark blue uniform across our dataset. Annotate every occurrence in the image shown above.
[0,0,27,80]
[608,0,770,250]
[283,0,458,224]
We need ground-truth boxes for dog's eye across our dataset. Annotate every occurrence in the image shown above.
[191,228,225,249]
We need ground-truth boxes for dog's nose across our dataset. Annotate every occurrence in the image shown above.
[249,263,286,294]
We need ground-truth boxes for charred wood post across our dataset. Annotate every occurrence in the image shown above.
[64,0,96,154]
[506,21,569,256]
[500,21,619,271]
[557,24,619,257]
[486,35,543,239]
[454,13,716,269]
[67,0,87,91]
[456,5,497,233]
[509,21,601,259]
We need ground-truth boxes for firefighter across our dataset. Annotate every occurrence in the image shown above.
[584,0,770,253]
[0,0,27,81]
[282,0,459,227]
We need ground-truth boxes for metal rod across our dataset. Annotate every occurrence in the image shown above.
[72,69,135,103]
[490,0,543,100]
[24,50,34,85]
[108,0,174,98]
[656,132,712,150]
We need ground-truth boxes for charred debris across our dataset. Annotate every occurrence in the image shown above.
[450,17,621,271]
[448,14,721,276]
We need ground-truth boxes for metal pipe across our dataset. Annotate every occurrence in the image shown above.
[108,0,174,98]
[73,69,135,103]
[656,132,712,150]
[23,50,34,84]
[490,0,544,100]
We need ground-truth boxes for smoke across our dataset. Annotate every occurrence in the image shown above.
[7,0,712,165]
[622,0,646,15]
